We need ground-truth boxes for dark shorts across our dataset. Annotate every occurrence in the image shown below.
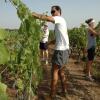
[87,47,95,61]
[52,50,69,68]
[39,42,48,50]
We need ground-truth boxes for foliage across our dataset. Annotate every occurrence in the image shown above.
[0,29,9,64]
[68,24,87,61]
[1,0,44,99]
[68,24,87,49]
[95,22,100,56]
[0,82,8,100]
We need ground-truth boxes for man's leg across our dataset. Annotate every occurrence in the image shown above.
[58,66,67,93]
[86,60,93,77]
[50,64,59,97]
[45,50,48,59]
[45,50,49,64]
[40,50,45,61]
[43,50,45,59]
[85,60,95,81]
[86,47,95,77]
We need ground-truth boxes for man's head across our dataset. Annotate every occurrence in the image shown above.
[51,5,61,16]
[85,18,96,28]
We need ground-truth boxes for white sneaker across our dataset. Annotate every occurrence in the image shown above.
[86,76,94,82]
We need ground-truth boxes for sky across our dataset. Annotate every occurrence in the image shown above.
[0,0,100,29]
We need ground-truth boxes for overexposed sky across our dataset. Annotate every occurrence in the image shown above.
[0,0,100,29]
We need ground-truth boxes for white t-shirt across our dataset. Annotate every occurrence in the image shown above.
[41,27,49,43]
[53,16,69,50]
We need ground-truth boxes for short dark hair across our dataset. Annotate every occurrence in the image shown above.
[85,18,94,24]
[51,5,62,15]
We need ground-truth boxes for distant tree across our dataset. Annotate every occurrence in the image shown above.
[95,22,100,56]
[68,24,87,62]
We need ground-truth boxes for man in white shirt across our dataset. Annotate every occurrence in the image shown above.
[32,5,69,98]
[40,23,49,64]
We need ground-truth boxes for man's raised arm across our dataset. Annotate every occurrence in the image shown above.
[88,27,100,36]
[32,12,54,23]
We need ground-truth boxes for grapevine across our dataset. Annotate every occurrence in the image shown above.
[4,0,44,99]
